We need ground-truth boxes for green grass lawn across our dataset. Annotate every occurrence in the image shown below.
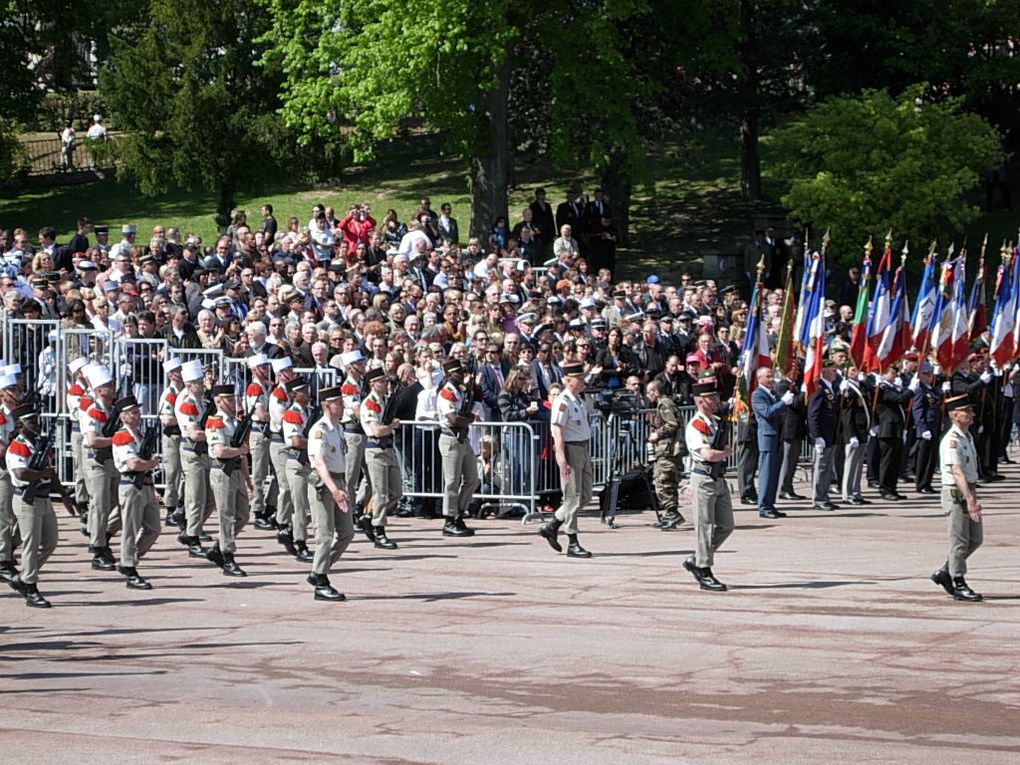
[3,127,1012,286]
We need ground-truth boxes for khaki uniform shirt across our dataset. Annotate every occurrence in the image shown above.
[308,416,346,474]
[4,434,35,488]
[205,411,239,458]
[551,389,591,442]
[939,424,978,486]
[340,375,362,426]
[685,411,718,467]
[112,426,142,475]
[360,390,387,439]
[282,403,307,448]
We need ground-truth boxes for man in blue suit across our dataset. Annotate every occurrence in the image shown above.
[751,367,797,519]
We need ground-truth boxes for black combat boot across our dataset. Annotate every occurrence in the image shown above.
[566,534,592,559]
[117,565,152,590]
[952,576,982,602]
[294,540,314,562]
[221,553,247,577]
[930,563,954,596]
[313,574,345,602]
[538,517,563,552]
[205,543,225,568]
[276,525,297,556]
[442,515,473,537]
[23,582,51,608]
[373,527,398,550]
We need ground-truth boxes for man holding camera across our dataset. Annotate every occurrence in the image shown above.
[647,379,685,531]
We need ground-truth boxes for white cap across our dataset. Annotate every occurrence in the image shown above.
[48,330,58,342]
[271,357,292,373]
[68,357,89,374]
[122,224,137,234]
[340,350,364,367]
[201,299,216,310]
[580,296,596,309]
[77,260,98,271]
[84,364,114,389]
[247,353,270,370]
[0,375,17,389]
[181,359,204,382]
[164,356,183,373]
[94,114,102,123]
[203,283,225,298]
[1,363,22,376]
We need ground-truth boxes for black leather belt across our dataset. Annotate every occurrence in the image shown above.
[343,425,364,434]
[366,439,393,449]
[270,433,284,443]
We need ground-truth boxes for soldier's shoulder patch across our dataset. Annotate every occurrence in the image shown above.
[949,439,958,448]
[7,439,31,457]
[341,384,359,395]
[245,383,263,396]
[693,418,712,436]
[179,401,199,416]
[206,417,225,429]
[80,397,93,411]
[313,429,324,439]
[365,399,382,413]
[67,384,85,396]
[282,410,303,424]
[86,407,108,423]
[440,388,458,402]
[272,387,288,401]
[558,402,567,413]
[112,431,134,446]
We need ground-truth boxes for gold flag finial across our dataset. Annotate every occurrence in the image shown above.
[864,235,873,258]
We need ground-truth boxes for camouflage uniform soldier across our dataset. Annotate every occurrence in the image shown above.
[647,379,685,531]
[930,394,985,602]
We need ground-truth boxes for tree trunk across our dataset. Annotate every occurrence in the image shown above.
[469,58,510,243]
[740,111,762,201]
[739,0,763,202]
[599,147,632,247]
[215,184,236,235]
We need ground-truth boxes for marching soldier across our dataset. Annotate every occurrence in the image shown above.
[174,360,215,557]
[281,378,314,561]
[0,373,23,584]
[5,402,74,608]
[81,363,122,571]
[111,396,161,590]
[304,384,353,602]
[360,366,400,550]
[66,357,92,518]
[930,394,984,602]
[537,362,594,558]
[911,362,942,494]
[245,353,276,530]
[681,376,733,591]
[435,358,479,538]
[268,357,297,546]
[157,357,185,526]
[205,384,253,577]
[647,378,685,530]
[339,350,371,531]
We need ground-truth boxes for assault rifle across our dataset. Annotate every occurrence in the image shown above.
[93,401,121,464]
[131,423,160,489]
[24,421,76,515]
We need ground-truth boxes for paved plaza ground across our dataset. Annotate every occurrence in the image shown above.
[2,469,1019,765]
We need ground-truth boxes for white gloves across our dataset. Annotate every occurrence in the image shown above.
[869,426,879,437]
[994,368,1003,377]
[781,390,795,405]
[922,430,932,441]
[814,437,826,450]
[849,436,860,448]
[942,381,952,393]
[894,377,904,390]
[839,379,851,394]
[980,371,993,384]
[908,376,921,392]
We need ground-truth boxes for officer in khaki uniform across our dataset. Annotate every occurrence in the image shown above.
[111,396,161,590]
[360,366,401,550]
[157,357,185,526]
[930,394,984,602]
[435,358,478,538]
[205,384,254,577]
[174,359,215,557]
[538,362,593,558]
[647,379,685,531]
[244,353,275,529]
[682,377,733,591]
[305,384,353,602]
[269,357,297,541]
[81,363,122,571]
[281,378,313,561]
[5,403,72,608]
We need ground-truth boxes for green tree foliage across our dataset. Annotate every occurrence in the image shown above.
[100,0,299,228]
[764,86,1004,262]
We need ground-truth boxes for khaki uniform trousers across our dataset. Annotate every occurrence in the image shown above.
[181,448,215,538]
[690,472,734,568]
[308,471,354,576]
[271,439,294,527]
[555,442,593,535]
[84,457,121,549]
[117,480,161,568]
[14,493,57,584]
[70,429,90,505]
[161,434,183,509]
[249,430,272,516]
[365,446,401,527]
[439,434,479,517]
[284,456,310,542]
[343,431,371,514]
[0,468,22,562]
[653,454,682,515]
[210,464,249,554]
[943,485,983,578]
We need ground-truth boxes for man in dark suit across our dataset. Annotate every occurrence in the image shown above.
[583,188,612,230]
[530,342,562,401]
[875,365,919,500]
[807,359,840,510]
[912,362,942,494]
[529,189,556,257]
[777,367,807,500]
[751,367,797,519]
[479,343,505,421]
[735,399,758,506]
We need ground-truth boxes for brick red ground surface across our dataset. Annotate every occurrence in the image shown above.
[3,468,1019,764]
